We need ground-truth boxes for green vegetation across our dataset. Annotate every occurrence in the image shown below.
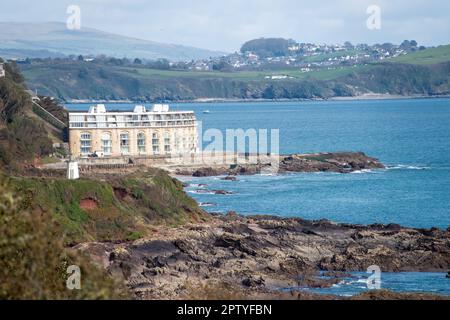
[20,60,359,100]
[0,64,209,299]
[0,177,128,299]
[342,62,450,96]
[0,59,55,168]
[19,49,450,101]
[390,45,450,65]
[32,103,66,130]
[35,95,68,123]
[11,169,206,243]
[302,50,358,63]
[241,38,296,57]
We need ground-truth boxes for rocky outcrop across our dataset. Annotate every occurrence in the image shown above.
[176,152,385,177]
[279,152,385,173]
[77,213,449,300]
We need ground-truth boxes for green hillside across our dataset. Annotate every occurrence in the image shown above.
[0,60,55,168]
[0,65,209,299]
[19,57,450,101]
[390,45,450,65]
[14,41,450,101]
[11,169,206,243]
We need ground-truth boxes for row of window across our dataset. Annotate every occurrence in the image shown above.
[71,121,196,128]
[80,132,187,155]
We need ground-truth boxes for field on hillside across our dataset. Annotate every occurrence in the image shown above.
[18,45,450,101]
[24,61,368,82]
[390,45,450,65]
[22,45,450,85]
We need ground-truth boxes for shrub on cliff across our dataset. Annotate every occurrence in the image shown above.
[0,176,128,299]
[10,169,207,244]
[0,60,53,168]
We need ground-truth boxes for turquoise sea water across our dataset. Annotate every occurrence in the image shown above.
[283,272,450,297]
[66,99,450,295]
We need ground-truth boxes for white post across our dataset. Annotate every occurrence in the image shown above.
[67,161,80,180]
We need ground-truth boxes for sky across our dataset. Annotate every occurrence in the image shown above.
[0,0,449,52]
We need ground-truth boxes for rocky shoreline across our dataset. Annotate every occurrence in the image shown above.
[176,152,385,177]
[76,212,450,300]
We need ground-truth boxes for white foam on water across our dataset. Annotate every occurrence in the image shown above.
[356,279,368,284]
[188,190,216,195]
[188,183,202,188]
[387,164,430,170]
[199,202,216,207]
[350,169,373,174]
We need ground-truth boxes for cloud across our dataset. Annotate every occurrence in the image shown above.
[0,0,449,51]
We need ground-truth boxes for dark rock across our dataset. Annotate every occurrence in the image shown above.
[79,213,449,300]
[280,152,384,174]
[221,175,238,181]
[242,276,265,288]
[193,167,223,177]
[213,189,233,195]
[194,189,233,195]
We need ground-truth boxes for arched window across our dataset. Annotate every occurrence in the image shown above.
[80,132,92,155]
[137,132,146,153]
[101,132,112,155]
[120,132,130,154]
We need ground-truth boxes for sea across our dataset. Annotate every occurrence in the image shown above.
[66,98,450,296]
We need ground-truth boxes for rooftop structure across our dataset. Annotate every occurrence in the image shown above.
[69,104,195,129]
[68,104,198,158]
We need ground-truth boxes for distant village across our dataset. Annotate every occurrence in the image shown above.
[181,39,423,73]
[11,38,424,78]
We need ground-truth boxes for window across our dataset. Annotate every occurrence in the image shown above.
[137,132,146,153]
[164,132,171,154]
[152,133,159,155]
[120,132,130,154]
[80,133,92,154]
[101,132,112,155]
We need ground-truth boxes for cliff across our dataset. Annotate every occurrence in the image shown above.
[10,169,207,244]
[0,168,207,299]
[0,60,63,169]
[20,60,450,101]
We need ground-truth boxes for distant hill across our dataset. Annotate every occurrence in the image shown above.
[16,37,450,101]
[18,58,450,101]
[0,22,226,61]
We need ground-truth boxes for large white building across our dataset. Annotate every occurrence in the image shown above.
[68,104,198,158]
